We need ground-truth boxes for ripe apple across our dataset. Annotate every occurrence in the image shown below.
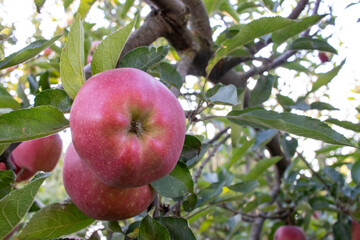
[0,162,5,170]
[274,226,306,240]
[11,134,62,173]
[352,220,360,240]
[43,47,53,57]
[11,157,36,182]
[70,68,186,187]
[318,52,330,63]
[63,143,156,220]
[86,55,92,64]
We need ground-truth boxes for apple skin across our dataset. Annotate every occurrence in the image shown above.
[274,226,306,240]
[11,156,36,182]
[70,68,186,187]
[63,143,156,220]
[0,162,5,170]
[11,134,62,173]
[43,47,53,57]
[352,220,360,240]
[318,52,330,63]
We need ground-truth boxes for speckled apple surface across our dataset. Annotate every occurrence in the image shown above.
[63,143,155,220]
[70,68,186,187]
[12,134,62,172]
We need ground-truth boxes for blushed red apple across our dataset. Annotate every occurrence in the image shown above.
[43,47,53,57]
[274,226,306,240]
[0,157,35,182]
[352,220,360,240]
[63,143,155,220]
[318,52,330,63]
[11,134,62,174]
[70,68,186,187]
[0,162,5,170]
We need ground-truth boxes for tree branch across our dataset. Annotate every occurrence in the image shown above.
[0,142,21,171]
[193,133,230,185]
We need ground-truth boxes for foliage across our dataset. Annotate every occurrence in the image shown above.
[0,0,359,239]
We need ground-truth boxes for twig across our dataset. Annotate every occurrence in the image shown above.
[0,142,21,171]
[206,127,230,145]
[296,151,331,191]
[193,133,231,184]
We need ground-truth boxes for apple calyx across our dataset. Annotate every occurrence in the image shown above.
[129,120,144,137]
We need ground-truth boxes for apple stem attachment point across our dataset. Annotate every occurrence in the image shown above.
[129,120,144,137]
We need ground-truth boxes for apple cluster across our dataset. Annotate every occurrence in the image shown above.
[63,68,186,220]
[0,134,62,182]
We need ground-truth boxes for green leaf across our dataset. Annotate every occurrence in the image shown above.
[228,180,258,193]
[118,46,169,72]
[252,129,278,149]
[237,2,260,13]
[226,137,255,169]
[0,86,20,109]
[310,101,338,111]
[0,144,9,155]
[139,215,170,240]
[203,0,222,16]
[155,217,196,240]
[91,17,136,75]
[151,162,193,198]
[38,71,51,91]
[34,0,46,13]
[352,160,360,184]
[0,106,69,143]
[272,15,325,45]
[27,74,39,95]
[0,35,62,70]
[18,202,94,240]
[196,169,233,207]
[310,60,345,93]
[219,0,239,23]
[60,14,85,99]
[205,84,238,105]
[333,220,351,240]
[0,172,49,240]
[244,156,282,181]
[16,83,30,108]
[248,75,275,106]
[34,89,73,112]
[227,108,354,147]
[179,135,202,163]
[0,170,15,199]
[152,62,182,89]
[121,0,135,18]
[281,61,309,72]
[325,118,360,132]
[182,193,197,212]
[290,38,337,54]
[78,0,96,19]
[206,17,293,75]
[63,0,74,10]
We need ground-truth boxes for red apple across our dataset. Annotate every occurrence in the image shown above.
[90,40,101,53]
[11,156,36,182]
[318,52,330,63]
[43,47,53,57]
[63,143,155,220]
[352,220,360,240]
[86,55,92,64]
[274,226,306,240]
[0,162,5,170]
[11,134,62,173]
[70,68,186,187]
